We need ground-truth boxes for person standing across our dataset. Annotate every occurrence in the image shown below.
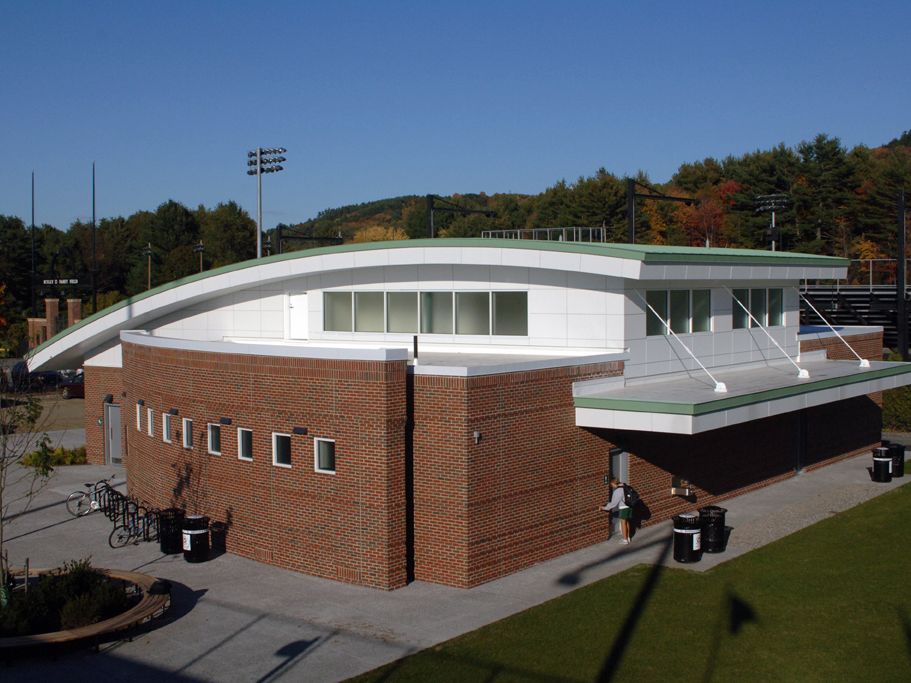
[600,478,632,544]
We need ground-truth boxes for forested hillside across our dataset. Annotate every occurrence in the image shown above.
[1,130,909,354]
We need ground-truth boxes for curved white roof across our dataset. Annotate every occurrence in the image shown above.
[27,238,848,371]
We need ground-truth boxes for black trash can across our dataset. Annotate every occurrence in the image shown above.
[159,507,185,555]
[888,443,905,478]
[673,512,702,563]
[182,514,210,563]
[699,505,728,553]
[872,447,893,483]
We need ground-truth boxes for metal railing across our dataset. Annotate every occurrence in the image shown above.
[481,227,610,242]
[803,258,911,292]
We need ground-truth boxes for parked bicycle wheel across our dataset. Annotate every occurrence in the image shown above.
[108,525,133,548]
[66,491,91,517]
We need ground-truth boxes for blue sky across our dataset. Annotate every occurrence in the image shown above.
[2,1,909,231]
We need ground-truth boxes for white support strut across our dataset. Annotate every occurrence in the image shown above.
[798,289,871,368]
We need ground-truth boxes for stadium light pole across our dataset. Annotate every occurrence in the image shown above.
[246,147,286,258]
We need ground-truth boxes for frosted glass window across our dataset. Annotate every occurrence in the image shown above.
[456,292,490,335]
[421,292,453,334]
[324,292,352,331]
[492,292,527,335]
[732,289,749,329]
[646,290,668,336]
[692,290,711,332]
[315,438,336,473]
[670,290,690,334]
[387,292,418,333]
[355,292,384,332]
[182,418,193,450]
[208,424,221,455]
[768,288,783,326]
[162,413,172,443]
[238,428,253,461]
[750,289,767,327]
[272,433,291,467]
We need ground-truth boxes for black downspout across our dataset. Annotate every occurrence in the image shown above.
[405,368,415,582]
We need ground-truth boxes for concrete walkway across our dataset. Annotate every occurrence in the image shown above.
[2,437,909,681]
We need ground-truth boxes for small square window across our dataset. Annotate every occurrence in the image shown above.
[272,432,292,468]
[162,413,172,443]
[314,438,336,474]
[147,408,154,437]
[238,428,253,461]
[182,418,193,450]
[207,424,221,455]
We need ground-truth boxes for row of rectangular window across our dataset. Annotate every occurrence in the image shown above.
[732,288,783,328]
[135,403,334,472]
[324,291,528,336]
[645,288,784,336]
[646,290,712,336]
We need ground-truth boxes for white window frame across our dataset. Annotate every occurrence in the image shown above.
[136,403,142,431]
[237,427,253,461]
[207,423,222,455]
[147,408,154,436]
[272,432,292,468]
[162,413,172,443]
[314,437,337,475]
[182,418,193,450]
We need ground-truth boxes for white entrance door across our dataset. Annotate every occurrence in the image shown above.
[289,293,309,339]
[105,404,122,465]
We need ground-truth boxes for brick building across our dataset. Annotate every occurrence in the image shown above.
[26,239,911,589]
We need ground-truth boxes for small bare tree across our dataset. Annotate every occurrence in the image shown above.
[0,386,53,592]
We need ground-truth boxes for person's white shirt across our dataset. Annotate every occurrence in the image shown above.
[604,485,628,511]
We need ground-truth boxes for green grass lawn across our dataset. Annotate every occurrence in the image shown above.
[352,486,911,682]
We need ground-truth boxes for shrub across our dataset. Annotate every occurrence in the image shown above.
[21,444,87,467]
[0,558,130,637]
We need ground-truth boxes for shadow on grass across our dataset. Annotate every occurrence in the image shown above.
[595,534,673,682]
[700,588,759,682]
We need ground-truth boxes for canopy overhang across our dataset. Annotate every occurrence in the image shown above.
[574,357,911,435]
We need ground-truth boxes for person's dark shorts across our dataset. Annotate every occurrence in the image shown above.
[619,507,632,520]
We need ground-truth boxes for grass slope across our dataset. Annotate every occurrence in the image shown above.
[352,486,911,682]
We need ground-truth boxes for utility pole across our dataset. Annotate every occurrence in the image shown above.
[194,240,204,273]
[756,194,790,252]
[899,190,907,361]
[31,171,36,317]
[144,242,152,290]
[425,194,497,238]
[92,162,97,313]
[626,178,694,244]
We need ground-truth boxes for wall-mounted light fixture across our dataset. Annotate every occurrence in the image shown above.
[168,407,179,416]
[473,430,481,445]
[103,394,114,404]
[220,417,232,425]
[671,476,693,497]
[292,426,308,435]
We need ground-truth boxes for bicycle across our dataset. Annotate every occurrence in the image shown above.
[109,501,160,548]
[65,474,118,517]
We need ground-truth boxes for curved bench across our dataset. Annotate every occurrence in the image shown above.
[0,567,171,648]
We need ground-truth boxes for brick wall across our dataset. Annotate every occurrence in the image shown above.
[121,341,408,590]
[607,394,881,528]
[799,330,883,361]
[83,366,125,465]
[412,362,623,588]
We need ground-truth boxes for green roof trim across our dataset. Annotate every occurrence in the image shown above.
[574,363,911,416]
[27,238,848,359]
